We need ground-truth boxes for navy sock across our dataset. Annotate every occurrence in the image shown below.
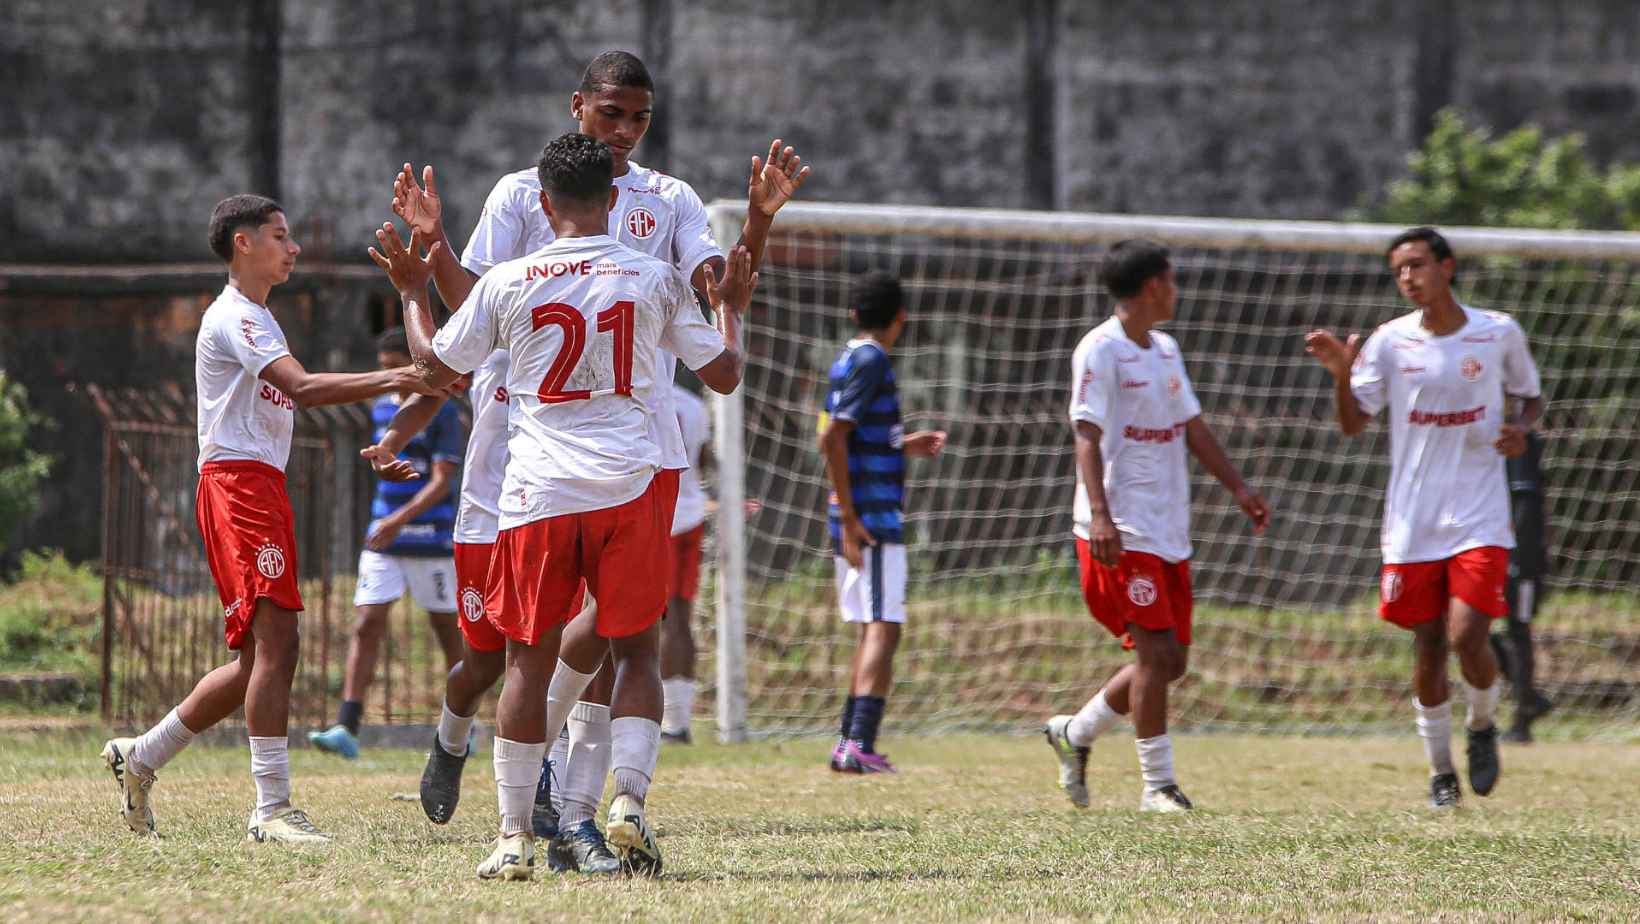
[849,696,886,753]
[337,699,363,737]
[838,695,858,741]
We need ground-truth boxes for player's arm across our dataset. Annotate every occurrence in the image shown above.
[1496,322,1546,458]
[359,394,449,482]
[258,356,432,409]
[1184,416,1270,533]
[365,460,458,551]
[1304,329,1371,436]
[903,430,947,457]
[391,164,480,310]
[820,416,874,569]
[684,245,759,395]
[685,139,811,308]
[370,224,464,390]
[1073,421,1122,567]
[1496,395,1545,458]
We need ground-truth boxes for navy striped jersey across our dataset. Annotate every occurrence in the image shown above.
[367,395,466,556]
[824,338,904,550]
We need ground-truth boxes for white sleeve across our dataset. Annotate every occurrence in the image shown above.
[460,177,527,275]
[1501,319,1543,399]
[1173,350,1204,420]
[432,273,501,374]
[1348,329,1389,417]
[224,308,291,377]
[659,270,727,371]
[1068,338,1113,432]
[669,184,721,281]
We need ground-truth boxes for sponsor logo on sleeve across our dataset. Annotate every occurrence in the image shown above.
[1126,575,1158,607]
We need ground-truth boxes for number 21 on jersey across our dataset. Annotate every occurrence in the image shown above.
[530,300,635,403]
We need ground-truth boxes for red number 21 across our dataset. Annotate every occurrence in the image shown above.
[529,300,635,404]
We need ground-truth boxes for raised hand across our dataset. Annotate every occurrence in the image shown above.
[1304,329,1362,380]
[748,138,811,218]
[706,243,759,315]
[368,223,440,293]
[392,164,444,240]
[359,444,420,482]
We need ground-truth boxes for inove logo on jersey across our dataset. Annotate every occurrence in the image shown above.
[255,543,287,580]
[461,587,486,623]
[624,207,657,239]
[1127,575,1158,607]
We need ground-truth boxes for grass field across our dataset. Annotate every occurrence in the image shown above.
[2,730,1636,922]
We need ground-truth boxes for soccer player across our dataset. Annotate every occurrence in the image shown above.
[1496,430,1554,742]
[369,133,752,881]
[388,49,806,872]
[309,327,465,759]
[1044,239,1269,813]
[820,271,947,775]
[660,379,711,744]
[1305,226,1543,807]
[101,195,439,843]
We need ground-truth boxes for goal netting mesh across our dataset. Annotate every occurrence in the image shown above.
[698,204,1640,739]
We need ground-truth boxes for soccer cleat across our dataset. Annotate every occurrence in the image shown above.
[660,728,692,746]
[246,807,334,844]
[101,738,156,836]
[306,724,359,759]
[1520,689,1555,722]
[1043,715,1091,808]
[840,740,897,774]
[419,733,468,824]
[530,757,559,841]
[1139,784,1193,813]
[547,819,622,875]
[606,794,662,879]
[829,739,849,772]
[476,832,534,881]
[1429,772,1462,809]
[1466,724,1501,796]
[1501,723,1533,744]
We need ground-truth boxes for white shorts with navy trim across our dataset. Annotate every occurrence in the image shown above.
[354,549,458,612]
[834,543,907,624]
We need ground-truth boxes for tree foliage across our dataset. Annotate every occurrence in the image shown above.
[0,373,53,562]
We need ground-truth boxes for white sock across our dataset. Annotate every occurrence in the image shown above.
[1465,681,1501,732]
[548,726,570,814]
[130,707,196,778]
[493,736,547,836]
[611,716,662,804]
[1067,689,1123,747]
[437,701,475,757]
[546,660,598,742]
[1415,698,1456,776]
[248,736,291,822]
[559,701,612,829]
[1135,734,1175,791]
[661,678,696,735]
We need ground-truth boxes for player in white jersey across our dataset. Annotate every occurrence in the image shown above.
[1043,240,1269,813]
[370,133,754,881]
[386,49,807,873]
[1306,226,1544,808]
[101,195,437,844]
[660,380,711,744]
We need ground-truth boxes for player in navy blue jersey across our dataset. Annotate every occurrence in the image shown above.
[310,327,467,758]
[819,271,946,774]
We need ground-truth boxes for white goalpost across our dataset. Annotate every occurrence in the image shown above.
[705,201,1640,742]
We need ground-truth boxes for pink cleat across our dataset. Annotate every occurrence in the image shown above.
[841,740,897,774]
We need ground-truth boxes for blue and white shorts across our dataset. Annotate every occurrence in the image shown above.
[833,543,907,624]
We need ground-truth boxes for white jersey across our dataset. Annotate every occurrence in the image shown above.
[432,235,726,527]
[671,385,711,535]
[1068,317,1204,563]
[452,349,511,544]
[459,160,721,472]
[1351,305,1543,563]
[195,284,295,472]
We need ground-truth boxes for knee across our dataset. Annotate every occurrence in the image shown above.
[1169,649,1190,683]
[353,609,389,640]
[253,615,301,668]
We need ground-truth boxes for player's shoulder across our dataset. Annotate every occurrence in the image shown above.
[1461,303,1525,338]
[1150,329,1185,360]
[486,167,540,205]
[624,161,703,204]
[1075,318,1131,360]
[1371,311,1425,343]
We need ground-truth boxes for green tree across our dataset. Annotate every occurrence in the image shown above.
[0,373,53,563]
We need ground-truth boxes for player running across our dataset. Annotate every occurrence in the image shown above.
[1305,226,1543,808]
[371,133,752,881]
[101,195,440,843]
[1044,239,1269,813]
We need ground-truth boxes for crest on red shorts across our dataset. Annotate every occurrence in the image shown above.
[1127,575,1158,607]
[624,207,657,239]
[255,543,287,580]
[1460,356,1483,381]
[461,587,485,623]
[1381,571,1402,603]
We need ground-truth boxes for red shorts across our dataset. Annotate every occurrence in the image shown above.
[1379,546,1509,629]
[453,541,506,654]
[668,524,706,602]
[487,476,668,644]
[1075,540,1192,647]
[195,461,304,649]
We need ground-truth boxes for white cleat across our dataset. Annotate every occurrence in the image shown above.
[606,794,662,878]
[477,832,535,881]
[1139,784,1194,813]
[246,807,334,844]
[101,738,156,836]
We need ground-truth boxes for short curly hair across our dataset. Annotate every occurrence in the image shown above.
[536,133,614,207]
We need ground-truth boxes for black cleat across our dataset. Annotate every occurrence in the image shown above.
[660,729,692,746]
[1429,772,1462,809]
[1501,724,1533,744]
[419,734,469,824]
[548,819,621,875]
[530,756,559,841]
[1520,689,1554,722]
[1467,724,1501,796]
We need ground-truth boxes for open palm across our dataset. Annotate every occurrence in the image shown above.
[748,139,811,217]
[393,164,443,238]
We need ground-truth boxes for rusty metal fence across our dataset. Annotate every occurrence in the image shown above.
[89,384,480,731]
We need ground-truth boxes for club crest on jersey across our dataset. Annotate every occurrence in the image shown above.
[1127,575,1158,607]
[624,207,657,239]
[461,587,486,623]
[1381,570,1402,603]
[255,543,287,580]
[1460,356,1483,381]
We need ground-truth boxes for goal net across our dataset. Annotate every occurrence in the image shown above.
[700,203,1640,741]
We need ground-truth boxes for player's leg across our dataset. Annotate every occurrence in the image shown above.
[407,555,464,672]
[1130,624,1190,812]
[1410,618,1461,808]
[482,626,566,881]
[839,543,906,773]
[420,548,508,823]
[542,600,620,874]
[1502,577,1551,742]
[312,550,403,757]
[605,623,666,877]
[1446,547,1509,795]
[242,599,330,843]
[660,525,703,743]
